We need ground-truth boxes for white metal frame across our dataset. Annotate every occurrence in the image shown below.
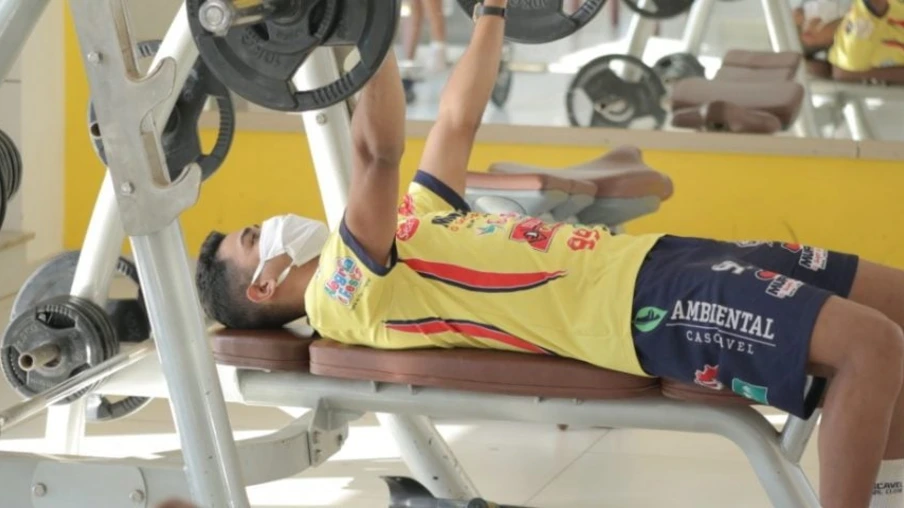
[0,1,824,507]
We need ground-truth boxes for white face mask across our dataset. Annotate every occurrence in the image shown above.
[252,214,330,286]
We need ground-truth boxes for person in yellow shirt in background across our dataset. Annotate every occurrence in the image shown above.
[829,0,904,73]
[197,2,904,506]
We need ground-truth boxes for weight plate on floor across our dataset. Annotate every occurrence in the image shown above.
[652,52,706,85]
[1,295,117,403]
[566,54,667,129]
[491,44,514,108]
[457,0,608,44]
[88,40,236,183]
[622,0,695,19]
[188,0,401,112]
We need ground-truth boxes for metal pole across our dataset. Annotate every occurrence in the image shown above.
[376,413,480,500]
[761,0,820,137]
[69,0,248,505]
[131,227,250,507]
[0,0,51,83]
[0,342,155,434]
[293,47,355,230]
[842,99,875,140]
[678,0,717,55]
[46,1,202,456]
[624,11,657,60]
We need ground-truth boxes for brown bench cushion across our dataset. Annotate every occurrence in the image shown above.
[212,328,314,372]
[672,78,804,128]
[211,329,810,409]
[721,50,802,71]
[489,146,673,201]
[309,340,659,400]
[672,102,783,135]
[466,171,598,197]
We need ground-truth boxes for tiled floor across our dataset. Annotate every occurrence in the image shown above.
[0,292,822,507]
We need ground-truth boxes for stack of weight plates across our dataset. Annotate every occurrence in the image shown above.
[0,129,22,230]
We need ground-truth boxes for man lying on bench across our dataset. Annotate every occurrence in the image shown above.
[194,1,904,506]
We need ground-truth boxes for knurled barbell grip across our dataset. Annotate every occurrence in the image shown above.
[198,0,294,35]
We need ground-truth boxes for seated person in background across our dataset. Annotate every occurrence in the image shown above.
[828,0,904,73]
[196,1,904,506]
[793,0,850,56]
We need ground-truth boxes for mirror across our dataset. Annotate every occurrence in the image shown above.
[399,0,904,141]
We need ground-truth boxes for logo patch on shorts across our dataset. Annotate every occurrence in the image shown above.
[694,364,724,390]
[781,243,828,271]
[633,306,668,333]
[732,378,769,405]
[324,257,364,306]
[755,270,804,299]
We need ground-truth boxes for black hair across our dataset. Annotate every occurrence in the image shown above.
[196,231,301,329]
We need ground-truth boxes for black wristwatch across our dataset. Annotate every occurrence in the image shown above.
[472,3,507,22]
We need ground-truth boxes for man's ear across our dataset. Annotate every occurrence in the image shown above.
[246,278,277,304]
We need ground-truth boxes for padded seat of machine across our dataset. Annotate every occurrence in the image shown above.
[714,50,802,82]
[671,78,804,128]
[488,146,673,201]
[212,328,314,372]
[466,171,597,197]
[309,340,660,400]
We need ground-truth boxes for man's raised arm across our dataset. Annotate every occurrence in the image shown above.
[419,0,508,197]
[344,51,406,269]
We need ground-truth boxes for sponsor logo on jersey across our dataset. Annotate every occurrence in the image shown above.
[324,257,364,306]
[755,270,804,299]
[633,306,668,333]
[731,378,769,405]
[780,243,828,271]
[396,217,420,241]
[385,317,554,355]
[431,211,466,227]
[694,364,724,390]
[509,218,563,253]
[399,193,415,216]
[401,258,566,293]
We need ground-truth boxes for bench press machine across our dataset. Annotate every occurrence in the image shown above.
[0,1,824,506]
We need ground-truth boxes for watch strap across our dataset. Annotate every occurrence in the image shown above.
[474,4,507,20]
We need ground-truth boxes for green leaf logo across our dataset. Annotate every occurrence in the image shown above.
[633,306,668,333]
[731,379,769,405]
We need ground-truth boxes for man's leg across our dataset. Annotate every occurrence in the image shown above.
[710,240,904,506]
[807,296,904,507]
[630,236,904,508]
[403,0,425,61]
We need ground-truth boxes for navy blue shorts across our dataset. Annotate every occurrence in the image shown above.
[631,236,860,419]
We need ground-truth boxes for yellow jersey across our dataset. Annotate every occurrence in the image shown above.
[305,171,663,377]
[829,0,904,71]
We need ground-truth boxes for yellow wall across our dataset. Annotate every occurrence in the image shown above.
[63,16,904,267]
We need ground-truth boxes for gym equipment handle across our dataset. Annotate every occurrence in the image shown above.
[199,0,294,35]
[0,340,155,436]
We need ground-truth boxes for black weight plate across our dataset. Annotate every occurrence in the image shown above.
[457,0,608,44]
[1,295,114,403]
[0,129,17,199]
[652,52,706,85]
[12,251,142,322]
[88,40,236,183]
[622,0,695,19]
[566,54,667,129]
[187,0,342,111]
[0,161,7,231]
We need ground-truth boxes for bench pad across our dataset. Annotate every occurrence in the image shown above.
[489,146,673,201]
[212,328,313,372]
[671,79,804,128]
[309,340,660,400]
